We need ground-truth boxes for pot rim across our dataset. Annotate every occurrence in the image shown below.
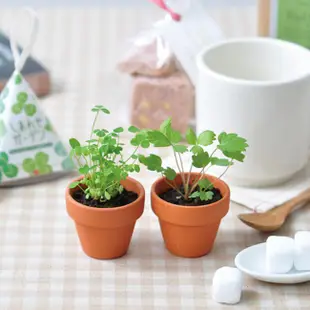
[66,175,145,212]
[151,173,230,210]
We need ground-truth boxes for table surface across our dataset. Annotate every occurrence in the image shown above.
[0,7,310,310]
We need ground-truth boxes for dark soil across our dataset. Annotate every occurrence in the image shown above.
[72,189,138,208]
[159,186,222,206]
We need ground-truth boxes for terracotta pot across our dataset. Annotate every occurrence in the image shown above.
[66,176,145,259]
[151,173,230,258]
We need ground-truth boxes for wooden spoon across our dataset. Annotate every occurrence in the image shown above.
[238,188,310,232]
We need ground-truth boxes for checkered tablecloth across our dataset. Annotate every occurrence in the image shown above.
[1,6,310,310]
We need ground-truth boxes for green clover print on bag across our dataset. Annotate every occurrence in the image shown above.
[12,92,37,116]
[0,152,19,183]
[54,141,75,170]
[22,152,53,176]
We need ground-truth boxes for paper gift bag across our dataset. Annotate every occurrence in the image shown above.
[0,9,74,186]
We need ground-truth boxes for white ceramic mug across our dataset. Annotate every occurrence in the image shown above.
[196,37,310,187]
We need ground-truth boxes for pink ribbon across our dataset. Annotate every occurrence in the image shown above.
[149,0,182,21]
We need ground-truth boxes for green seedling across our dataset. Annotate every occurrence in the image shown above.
[69,106,143,203]
[133,118,248,202]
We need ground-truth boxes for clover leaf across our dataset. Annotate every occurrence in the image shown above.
[17,92,28,103]
[55,142,68,157]
[15,74,22,85]
[22,152,52,176]
[24,104,37,116]
[0,152,18,181]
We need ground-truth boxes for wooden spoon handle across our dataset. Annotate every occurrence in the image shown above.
[273,188,310,216]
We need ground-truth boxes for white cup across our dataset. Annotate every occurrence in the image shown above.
[196,37,310,187]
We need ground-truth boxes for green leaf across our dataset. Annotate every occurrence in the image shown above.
[81,146,90,156]
[198,178,213,190]
[69,138,80,149]
[44,120,53,132]
[139,154,162,172]
[130,130,148,146]
[15,74,22,85]
[223,151,245,162]
[173,145,188,153]
[101,107,110,114]
[104,191,111,200]
[189,191,200,199]
[95,130,106,138]
[131,154,138,160]
[147,130,171,147]
[0,152,8,163]
[54,142,67,157]
[3,164,18,178]
[191,145,204,155]
[192,152,210,168]
[74,146,83,156]
[17,92,28,103]
[61,157,75,171]
[170,130,181,144]
[141,140,150,148]
[113,127,124,133]
[22,158,36,173]
[159,118,181,144]
[200,191,214,201]
[210,157,231,166]
[38,165,53,175]
[35,152,49,166]
[79,165,90,175]
[24,104,37,116]
[0,158,6,167]
[91,105,110,114]
[197,130,215,146]
[160,118,171,133]
[218,132,227,143]
[134,165,140,172]
[128,125,140,133]
[69,181,80,189]
[164,167,177,181]
[11,103,23,114]
[218,133,248,153]
[186,128,197,145]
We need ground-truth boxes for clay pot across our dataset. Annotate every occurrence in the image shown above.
[66,176,145,259]
[151,173,230,258]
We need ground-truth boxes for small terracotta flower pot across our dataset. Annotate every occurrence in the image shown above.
[151,173,230,258]
[66,176,145,259]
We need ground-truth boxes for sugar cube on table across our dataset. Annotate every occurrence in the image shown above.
[212,267,243,305]
[294,231,310,271]
[266,236,294,273]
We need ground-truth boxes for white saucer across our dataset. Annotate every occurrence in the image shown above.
[235,243,310,284]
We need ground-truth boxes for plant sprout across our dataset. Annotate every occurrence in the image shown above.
[133,118,248,202]
[69,106,146,202]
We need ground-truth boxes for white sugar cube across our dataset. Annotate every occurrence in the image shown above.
[212,267,243,304]
[294,231,310,271]
[266,236,294,273]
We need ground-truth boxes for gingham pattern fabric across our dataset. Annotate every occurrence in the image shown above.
[0,7,310,310]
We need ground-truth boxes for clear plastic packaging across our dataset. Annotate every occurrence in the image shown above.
[117,30,177,77]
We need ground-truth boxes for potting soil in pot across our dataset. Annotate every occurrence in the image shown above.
[72,189,138,208]
[159,185,222,206]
